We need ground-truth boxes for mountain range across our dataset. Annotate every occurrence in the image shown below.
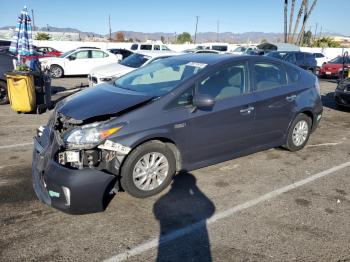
[0,25,345,43]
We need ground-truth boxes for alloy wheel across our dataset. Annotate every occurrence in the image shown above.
[132,152,169,191]
[292,120,309,147]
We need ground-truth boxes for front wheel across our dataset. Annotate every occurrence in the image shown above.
[120,141,176,198]
[285,114,312,152]
[0,81,9,105]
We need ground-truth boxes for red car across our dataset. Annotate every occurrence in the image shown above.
[35,46,61,57]
[319,56,350,78]
[21,50,53,63]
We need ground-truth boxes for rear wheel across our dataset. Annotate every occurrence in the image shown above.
[285,113,312,152]
[50,65,63,78]
[0,80,9,105]
[120,141,176,198]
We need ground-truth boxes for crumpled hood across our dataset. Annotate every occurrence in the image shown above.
[57,84,153,121]
[90,62,134,77]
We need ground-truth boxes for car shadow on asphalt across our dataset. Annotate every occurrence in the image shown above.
[153,172,215,262]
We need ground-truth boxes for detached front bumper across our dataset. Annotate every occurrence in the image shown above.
[32,129,116,215]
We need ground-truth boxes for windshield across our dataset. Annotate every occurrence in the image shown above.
[114,58,207,96]
[120,53,150,68]
[233,47,245,52]
[329,56,350,64]
[60,49,76,58]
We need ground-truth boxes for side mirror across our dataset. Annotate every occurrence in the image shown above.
[68,56,76,61]
[192,93,215,111]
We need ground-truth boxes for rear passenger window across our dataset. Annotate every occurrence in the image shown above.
[286,65,301,83]
[130,44,138,50]
[91,50,107,58]
[254,62,287,91]
[141,45,152,50]
[154,45,160,50]
[198,63,247,101]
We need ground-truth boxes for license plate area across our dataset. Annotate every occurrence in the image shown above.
[326,72,332,75]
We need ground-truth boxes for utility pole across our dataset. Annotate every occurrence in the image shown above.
[31,9,35,31]
[194,16,199,44]
[313,23,318,41]
[109,14,112,40]
[284,0,288,43]
[319,26,322,38]
[217,20,220,42]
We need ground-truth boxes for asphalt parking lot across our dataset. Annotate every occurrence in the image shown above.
[0,77,349,262]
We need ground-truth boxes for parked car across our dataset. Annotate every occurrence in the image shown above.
[183,49,220,54]
[0,48,16,104]
[35,46,61,57]
[88,51,182,86]
[107,48,133,59]
[230,46,257,55]
[313,52,329,68]
[39,48,119,78]
[318,56,350,78]
[130,43,172,51]
[334,77,350,108]
[266,51,317,73]
[21,49,53,63]
[32,54,322,214]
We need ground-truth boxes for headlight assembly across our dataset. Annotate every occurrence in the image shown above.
[64,122,124,149]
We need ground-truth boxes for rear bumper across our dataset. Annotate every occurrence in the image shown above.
[335,90,350,107]
[32,130,116,215]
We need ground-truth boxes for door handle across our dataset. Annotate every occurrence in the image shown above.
[286,95,297,102]
[240,106,255,114]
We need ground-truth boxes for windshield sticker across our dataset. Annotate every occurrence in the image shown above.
[186,62,207,69]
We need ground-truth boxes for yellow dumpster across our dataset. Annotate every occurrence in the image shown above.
[6,72,36,113]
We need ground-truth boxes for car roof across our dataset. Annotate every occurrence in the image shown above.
[134,50,181,58]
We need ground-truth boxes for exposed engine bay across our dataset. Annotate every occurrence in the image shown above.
[48,112,131,176]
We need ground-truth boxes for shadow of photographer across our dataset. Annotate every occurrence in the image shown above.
[153,172,215,262]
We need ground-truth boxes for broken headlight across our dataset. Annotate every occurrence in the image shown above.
[63,122,123,149]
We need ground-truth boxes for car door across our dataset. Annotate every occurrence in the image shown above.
[187,61,257,164]
[64,50,90,75]
[250,60,300,147]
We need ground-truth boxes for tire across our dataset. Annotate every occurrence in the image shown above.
[285,113,312,152]
[50,65,64,78]
[0,80,9,105]
[120,141,176,198]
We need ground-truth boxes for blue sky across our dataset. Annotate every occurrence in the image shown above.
[0,0,348,35]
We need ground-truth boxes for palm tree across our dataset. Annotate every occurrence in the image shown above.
[288,0,296,43]
[284,0,288,43]
[291,0,307,44]
[298,0,318,45]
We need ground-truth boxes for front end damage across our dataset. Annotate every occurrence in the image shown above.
[32,112,131,214]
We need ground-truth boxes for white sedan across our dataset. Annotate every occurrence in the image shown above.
[39,48,121,78]
[88,51,182,86]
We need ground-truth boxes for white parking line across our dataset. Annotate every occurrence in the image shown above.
[0,142,33,149]
[0,125,38,128]
[104,161,350,262]
[307,142,340,148]
[0,163,27,169]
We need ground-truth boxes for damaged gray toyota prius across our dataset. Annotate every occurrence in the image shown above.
[32,54,322,214]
